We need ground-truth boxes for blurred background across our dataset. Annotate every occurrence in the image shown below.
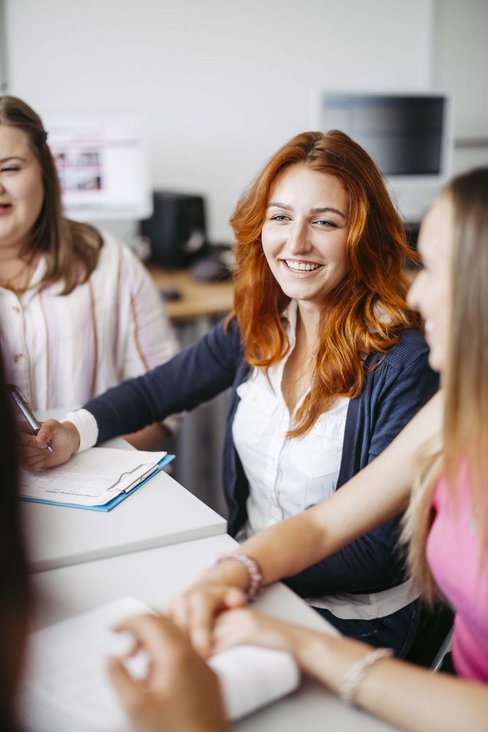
[1,0,487,511]
[2,0,487,244]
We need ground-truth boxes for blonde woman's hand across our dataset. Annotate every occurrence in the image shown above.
[166,582,248,658]
[18,419,80,470]
[109,613,229,732]
[213,607,332,676]
[213,608,297,654]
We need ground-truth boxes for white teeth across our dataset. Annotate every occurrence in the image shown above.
[285,260,321,272]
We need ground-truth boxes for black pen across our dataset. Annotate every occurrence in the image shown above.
[7,385,54,453]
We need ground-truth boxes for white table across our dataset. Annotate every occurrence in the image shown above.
[23,468,226,572]
[32,534,397,731]
[23,427,226,572]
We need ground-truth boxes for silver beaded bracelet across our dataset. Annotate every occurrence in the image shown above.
[339,647,393,706]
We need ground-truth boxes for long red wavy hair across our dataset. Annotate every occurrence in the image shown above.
[230,130,420,437]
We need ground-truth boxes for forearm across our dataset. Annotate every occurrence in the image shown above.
[285,515,406,596]
[123,422,170,451]
[296,632,488,732]
[203,394,442,595]
[241,392,444,588]
[86,322,240,444]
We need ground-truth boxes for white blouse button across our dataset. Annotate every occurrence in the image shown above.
[13,353,24,362]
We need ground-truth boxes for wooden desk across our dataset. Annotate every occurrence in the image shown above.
[31,534,397,732]
[147,265,234,321]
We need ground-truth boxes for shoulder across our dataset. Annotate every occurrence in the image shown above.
[95,230,152,281]
[378,329,430,371]
[207,316,244,356]
[97,230,137,262]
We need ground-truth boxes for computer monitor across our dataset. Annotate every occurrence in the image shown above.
[44,114,152,221]
[321,93,451,222]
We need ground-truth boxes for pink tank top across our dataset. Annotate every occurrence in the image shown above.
[427,470,488,680]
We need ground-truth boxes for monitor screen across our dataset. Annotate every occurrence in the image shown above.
[321,93,450,221]
[44,114,152,221]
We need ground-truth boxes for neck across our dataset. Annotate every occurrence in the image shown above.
[296,301,321,351]
[0,244,36,291]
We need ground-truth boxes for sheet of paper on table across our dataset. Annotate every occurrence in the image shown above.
[19,596,301,731]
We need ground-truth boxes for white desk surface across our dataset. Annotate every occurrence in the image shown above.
[23,455,226,573]
[32,534,397,732]
[24,419,226,572]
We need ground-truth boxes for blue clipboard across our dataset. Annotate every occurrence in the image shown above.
[21,453,175,512]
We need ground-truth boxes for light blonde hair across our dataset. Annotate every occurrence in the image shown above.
[403,167,488,603]
[0,96,102,294]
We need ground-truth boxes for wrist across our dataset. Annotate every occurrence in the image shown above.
[213,553,263,600]
[64,420,81,454]
[291,626,334,674]
[198,562,249,592]
[339,647,393,706]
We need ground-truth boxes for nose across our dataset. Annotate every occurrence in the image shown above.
[286,220,311,255]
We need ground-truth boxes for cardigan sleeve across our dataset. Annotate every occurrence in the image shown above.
[285,333,439,596]
[83,318,242,445]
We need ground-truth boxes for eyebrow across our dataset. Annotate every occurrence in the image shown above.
[0,156,26,164]
[267,202,346,219]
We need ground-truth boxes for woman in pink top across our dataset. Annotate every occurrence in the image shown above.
[97,167,488,731]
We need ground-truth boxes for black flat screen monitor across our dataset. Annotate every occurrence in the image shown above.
[321,93,450,221]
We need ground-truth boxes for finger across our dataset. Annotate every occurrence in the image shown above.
[36,420,62,447]
[116,614,183,668]
[22,454,50,471]
[189,596,217,658]
[110,626,143,659]
[223,586,247,608]
[168,593,192,639]
[190,587,246,657]
[107,657,143,712]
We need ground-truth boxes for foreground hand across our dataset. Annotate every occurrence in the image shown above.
[166,583,247,658]
[109,614,229,732]
[213,607,322,672]
[18,419,80,470]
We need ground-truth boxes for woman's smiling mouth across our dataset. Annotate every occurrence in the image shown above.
[283,259,323,273]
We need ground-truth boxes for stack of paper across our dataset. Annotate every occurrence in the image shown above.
[20,448,174,511]
[19,597,301,731]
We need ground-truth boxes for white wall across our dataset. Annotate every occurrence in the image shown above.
[5,0,434,241]
[433,0,488,176]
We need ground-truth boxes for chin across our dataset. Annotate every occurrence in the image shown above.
[427,349,444,374]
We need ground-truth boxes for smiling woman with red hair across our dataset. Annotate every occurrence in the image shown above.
[26,130,437,656]
[232,130,418,437]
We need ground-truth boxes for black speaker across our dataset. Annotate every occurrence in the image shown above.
[139,191,208,268]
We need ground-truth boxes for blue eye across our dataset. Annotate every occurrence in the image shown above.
[315,219,337,228]
[270,214,290,222]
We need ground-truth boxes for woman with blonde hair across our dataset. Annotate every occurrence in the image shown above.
[26,129,437,654]
[0,95,179,449]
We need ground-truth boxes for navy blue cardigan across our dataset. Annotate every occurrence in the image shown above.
[85,318,438,597]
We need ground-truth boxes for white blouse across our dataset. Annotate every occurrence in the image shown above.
[233,301,418,621]
[233,301,349,538]
[0,231,179,413]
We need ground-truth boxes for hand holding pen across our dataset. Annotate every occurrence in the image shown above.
[8,385,80,470]
[7,385,54,453]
